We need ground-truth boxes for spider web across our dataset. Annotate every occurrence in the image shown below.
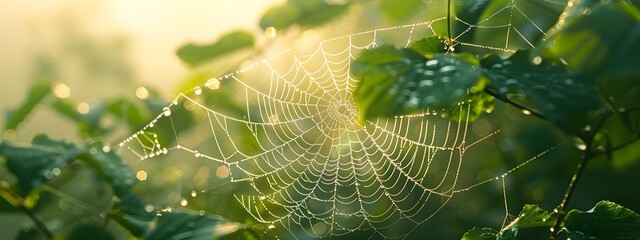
[101,1,561,238]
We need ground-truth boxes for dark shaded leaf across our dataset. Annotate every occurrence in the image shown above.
[352,45,484,122]
[176,31,255,67]
[540,2,640,130]
[481,50,602,134]
[0,135,79,196]
[563,200,640,239]
[66,224,115,240]
[109,192,155,237]
[454,0,564,54]
[77,143,136,197]
[145,211,244,240]
[4,82,51,131]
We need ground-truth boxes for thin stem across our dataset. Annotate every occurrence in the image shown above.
[550,141,592,239]
[483,87,550,123]
[447,0,453,49]
[0,184,54,239]
[550,113,608,239]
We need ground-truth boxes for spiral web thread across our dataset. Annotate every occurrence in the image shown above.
[38,1,564,239]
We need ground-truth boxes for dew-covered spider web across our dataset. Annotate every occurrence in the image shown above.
[41,1,570,239]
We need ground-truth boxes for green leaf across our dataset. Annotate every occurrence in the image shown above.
[144,211,244,240]
[543,1,640,73]
[108,192,155,237]
[410,36,447,56]
[0,135,80,196]
[481,50,602,134]
[542,1,640,131]
[50,99,111,138]
[259,0,350,30]
[500,204,555,237]
[563,200,640,239]
[461,227,500,240]
[352,45,484,122]
[4,82,52,131]
[259,5,301,30]
[78,143,136,197]
[176,31,255,67]
[107,98,148,130]
[66,224,115,240]
[448,91,494,122]
[380,0,424,20]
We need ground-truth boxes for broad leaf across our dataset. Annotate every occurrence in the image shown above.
[259,0,350,30]
[352,45,484,122]
[410,36,447,56]
[176,31,255,67]
[481,50,602,134]
[541,1,640,131]
[0,135,80,196]
[107,98,148,130]
[499,204,555,238]
[144,211,244,240]
[78,143,136,197]
[4,82,52,131]
[461,204,554,240]
[108,192,155,237]
[563,200,640,239]
[259,5,301,30]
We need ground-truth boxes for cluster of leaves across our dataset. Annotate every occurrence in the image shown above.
[463,201,640,240]
[0,80,239,238]
[174,0,432,68]
[351,0,640,239]
[0,134,245,239]
[4,81,194,142]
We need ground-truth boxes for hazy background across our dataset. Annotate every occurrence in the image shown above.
[0,0,278,141]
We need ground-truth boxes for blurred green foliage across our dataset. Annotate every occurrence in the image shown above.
[1,0,640,239]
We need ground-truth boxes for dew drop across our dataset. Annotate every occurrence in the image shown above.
[194,87,202,95]
[521,109,532,115]
[259,196,266,200]
[419,79,434,87]
[145,204,155,213]
[163,107,171,117]
[532,56,542,65]
[180,198,188,206]
[194,151,201,157]
[439,66,456,75]
[191,190,197,197]
[575,143,587,151]
[52,168,61,176]
[425,60,438,67]
[265,26,278,38]
[206,78,220,90]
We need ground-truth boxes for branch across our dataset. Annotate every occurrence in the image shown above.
[0,183,54,239]
[483,87,551,123]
